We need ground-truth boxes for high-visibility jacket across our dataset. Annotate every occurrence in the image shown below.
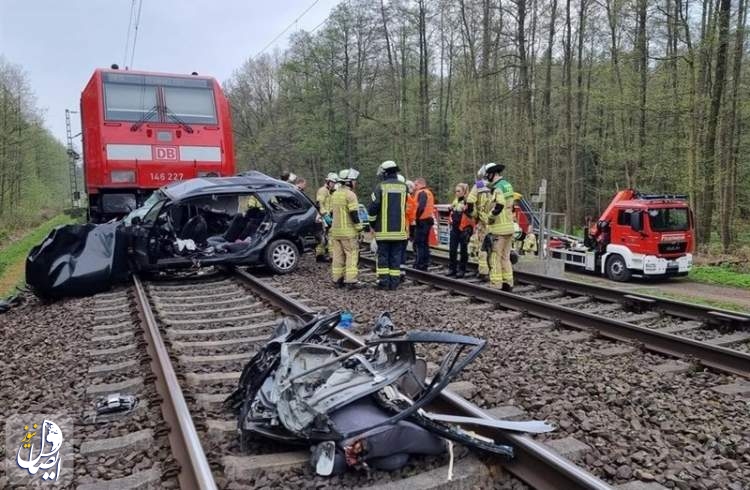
[330,187,362,239]
[450,197,474,231]
[415,187,435,221]
[406,194,417,225]
[368,178,408,240]
[466,183,492,224]
[487,178,515,235]
[316,185,332,215]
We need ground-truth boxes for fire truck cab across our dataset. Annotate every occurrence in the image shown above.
[549,190,694,281]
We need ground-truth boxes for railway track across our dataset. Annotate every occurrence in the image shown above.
[359,253,750,379]
[79,268,618,490]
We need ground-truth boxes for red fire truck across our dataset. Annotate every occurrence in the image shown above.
[80,67,235,222]
[549,189,694,281]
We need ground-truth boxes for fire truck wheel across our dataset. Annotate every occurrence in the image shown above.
[605,254,632,282]
[265,239,300,274]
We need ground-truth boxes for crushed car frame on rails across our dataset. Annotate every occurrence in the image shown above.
[26,172,319,298]
[226,310,553,476]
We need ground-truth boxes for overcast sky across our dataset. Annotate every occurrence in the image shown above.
[0,0,339,145]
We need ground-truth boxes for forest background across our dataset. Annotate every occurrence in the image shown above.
[1,0,748,253]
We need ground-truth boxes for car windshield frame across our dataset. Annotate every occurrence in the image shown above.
[123,191,167,225]
[647,207,690,232]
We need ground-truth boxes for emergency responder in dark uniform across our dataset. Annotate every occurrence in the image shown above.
[368,160,408,290]
[330,168,365,289]
[413,178,435,271]
[484,162,515,291]
[315,172,339,262]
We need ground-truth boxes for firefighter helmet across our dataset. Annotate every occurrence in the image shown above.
[326,172,339,183]
[338,168,360,182]
[476,164,487,178]
[377,160,399,177]
[483,162,505,179]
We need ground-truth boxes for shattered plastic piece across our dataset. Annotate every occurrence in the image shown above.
[227,312,553,474]
[95,393,138,416]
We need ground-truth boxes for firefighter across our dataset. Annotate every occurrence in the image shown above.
[522,225,538,255]
[484,162,515,291]
[466,165,491,280]
[368,160,408,290]
[448,183,474,277]
[413,178,435,271]
[315,173,339,262]
[330,168,365,289]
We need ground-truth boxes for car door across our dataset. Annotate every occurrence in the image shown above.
[129,198,169,269]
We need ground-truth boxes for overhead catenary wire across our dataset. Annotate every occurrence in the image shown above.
[129,0,144,68]
[253,0,322,59]
[122,0,137,67]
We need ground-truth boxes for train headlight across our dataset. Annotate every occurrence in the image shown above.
[111,170,136,183]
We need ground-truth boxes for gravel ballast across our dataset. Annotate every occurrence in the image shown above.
[269,257,750,489]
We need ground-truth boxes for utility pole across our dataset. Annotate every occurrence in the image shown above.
[65,109,81,209]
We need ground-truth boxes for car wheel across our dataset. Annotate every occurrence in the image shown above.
[265,239,299,274]
[605,254,631,282]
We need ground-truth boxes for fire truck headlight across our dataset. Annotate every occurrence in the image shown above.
[111,170,136,183]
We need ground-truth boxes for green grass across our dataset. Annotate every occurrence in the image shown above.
[689,264,750,290]
[632,288,748,314]
[0,214,76,298]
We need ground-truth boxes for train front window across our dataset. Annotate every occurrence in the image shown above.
[104,83,158,122]
[162,86,217,124]
[648,208,689,232]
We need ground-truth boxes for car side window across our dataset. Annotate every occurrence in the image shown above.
[261,191,306,214]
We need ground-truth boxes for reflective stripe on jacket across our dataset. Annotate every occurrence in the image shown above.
[368,179,408,240]
[415,187,435,221]
[330,187,361,239]
[487,178,515,235]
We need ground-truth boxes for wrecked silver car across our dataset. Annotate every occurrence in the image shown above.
[226,312,553,475]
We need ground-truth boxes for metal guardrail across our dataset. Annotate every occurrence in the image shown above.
[358,256,750,379]
[132,275,217,490]
[233,267,612,490]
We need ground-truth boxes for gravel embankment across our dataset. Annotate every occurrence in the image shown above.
[0,289,176,488]
[269,257,750,490]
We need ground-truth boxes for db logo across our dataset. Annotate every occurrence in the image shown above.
[154,146,178,160]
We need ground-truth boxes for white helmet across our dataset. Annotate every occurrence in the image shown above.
[377,160,399,177]
[476,164,487,178]
[484,162,506,178]
[338,168,360,182]
[326,172,339,183]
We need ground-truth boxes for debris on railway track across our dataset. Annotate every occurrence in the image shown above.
[227,310,553,476]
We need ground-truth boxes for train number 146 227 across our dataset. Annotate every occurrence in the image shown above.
[149,172,184,182]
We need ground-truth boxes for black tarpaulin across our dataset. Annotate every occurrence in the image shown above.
[25,222,129,298]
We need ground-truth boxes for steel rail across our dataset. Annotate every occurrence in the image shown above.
[132,275,217,490]
[232,266,612,490]
[359,256,750,378]
[426,253,750,325]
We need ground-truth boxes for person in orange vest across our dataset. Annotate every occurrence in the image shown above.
[400,175,417,280]
[413,177,435,271]
[447,183,474,278]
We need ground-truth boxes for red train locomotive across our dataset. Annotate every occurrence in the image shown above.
[80,67,235,222]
